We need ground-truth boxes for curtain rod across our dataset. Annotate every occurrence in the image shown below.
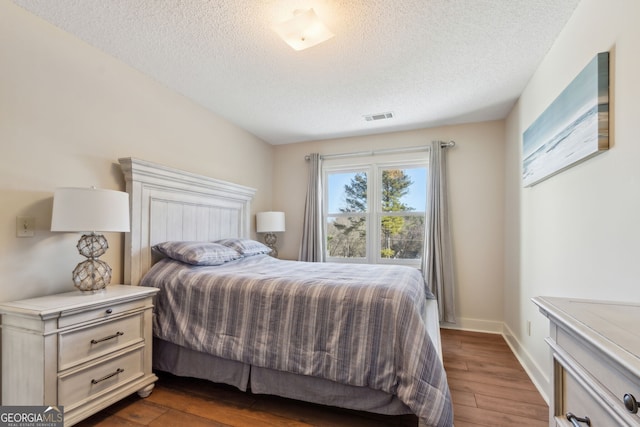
[304,140,455,161]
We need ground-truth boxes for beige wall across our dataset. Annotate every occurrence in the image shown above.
[504,0,640,399]
[0,2,273,302]
[273,121,506,331]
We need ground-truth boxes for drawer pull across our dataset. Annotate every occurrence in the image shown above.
[90,331,124,344]
[106,308,113,314]
[91,368,124,385]
[624,393,639,413]
[566,413,591,426]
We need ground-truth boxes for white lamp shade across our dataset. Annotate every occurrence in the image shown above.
[51,187,130,233]
[272,9,334,51]
[256,211,285,233]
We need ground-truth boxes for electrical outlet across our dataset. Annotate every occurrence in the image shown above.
[16,216,35,237]
[527,320,532,336]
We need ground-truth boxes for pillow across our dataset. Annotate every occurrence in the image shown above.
[153,241,242,266]
[215,238,272,256]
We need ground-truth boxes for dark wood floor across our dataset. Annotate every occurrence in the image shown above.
[75,329,548,426]
[441,329,548,426]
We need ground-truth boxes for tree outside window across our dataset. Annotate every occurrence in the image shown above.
[325,163,426,265]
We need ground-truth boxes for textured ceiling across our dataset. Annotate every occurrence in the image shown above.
[12,0,581,145]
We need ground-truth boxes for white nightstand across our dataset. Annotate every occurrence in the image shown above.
[0,285,159,426]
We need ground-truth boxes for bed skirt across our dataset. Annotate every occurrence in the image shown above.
[152,337,413,415]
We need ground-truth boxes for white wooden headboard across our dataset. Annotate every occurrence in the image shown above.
[119,157,256,285]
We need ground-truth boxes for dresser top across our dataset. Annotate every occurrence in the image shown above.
[533,296,640,375]
[0,285,158,317]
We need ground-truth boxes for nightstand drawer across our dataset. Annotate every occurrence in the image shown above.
[59,299,147,329]
[58,347,144,411]
[59,313,144,370]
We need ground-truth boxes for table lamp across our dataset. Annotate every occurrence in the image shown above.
[51,187,130,291]
[256,211,285,257]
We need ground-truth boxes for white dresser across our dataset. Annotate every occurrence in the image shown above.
[0,285,159,426]
[533,296,640,426]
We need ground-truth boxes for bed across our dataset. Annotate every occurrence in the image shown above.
[118,157,453,427]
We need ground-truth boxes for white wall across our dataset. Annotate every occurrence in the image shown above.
[504,0,640,399]
[0,2,274,302]
[274,121,506,331]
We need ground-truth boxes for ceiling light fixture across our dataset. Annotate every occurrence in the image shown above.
[272,8,334,51]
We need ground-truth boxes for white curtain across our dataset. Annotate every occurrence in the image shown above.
[299,153,324,262]
[423,141,456,323]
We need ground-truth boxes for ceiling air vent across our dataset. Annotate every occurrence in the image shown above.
[364,112,394,122]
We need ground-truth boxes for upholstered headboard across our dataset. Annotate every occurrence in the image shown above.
[119,157,256,285]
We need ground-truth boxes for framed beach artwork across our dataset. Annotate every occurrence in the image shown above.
[522,52,609,187]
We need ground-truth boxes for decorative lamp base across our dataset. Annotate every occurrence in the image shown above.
[77,233,109,258]
[264,232,278,258]
[72,259,112,291]
[73,233,112,291]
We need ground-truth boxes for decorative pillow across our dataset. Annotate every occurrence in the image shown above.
[153,241,242,266]
[215,238,272,256]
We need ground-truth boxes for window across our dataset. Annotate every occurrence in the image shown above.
[324,158,427,266]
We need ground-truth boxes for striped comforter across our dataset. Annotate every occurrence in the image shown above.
[141,255,453,427]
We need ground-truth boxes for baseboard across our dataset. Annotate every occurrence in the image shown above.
[501,323,550,405]
[440,318,550,405]
[440,316,503,334]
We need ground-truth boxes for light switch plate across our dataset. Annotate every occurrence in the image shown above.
[16,216,35,237]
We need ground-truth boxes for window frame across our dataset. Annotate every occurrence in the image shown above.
[323,156,428,266]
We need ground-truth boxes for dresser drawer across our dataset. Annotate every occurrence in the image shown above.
[58,347,144,411]
[58,298,148,329]
[556,365,615,426]
[59,313,144,370]
[557,327,640,420]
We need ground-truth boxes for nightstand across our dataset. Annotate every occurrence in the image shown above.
[0,285,159,426]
